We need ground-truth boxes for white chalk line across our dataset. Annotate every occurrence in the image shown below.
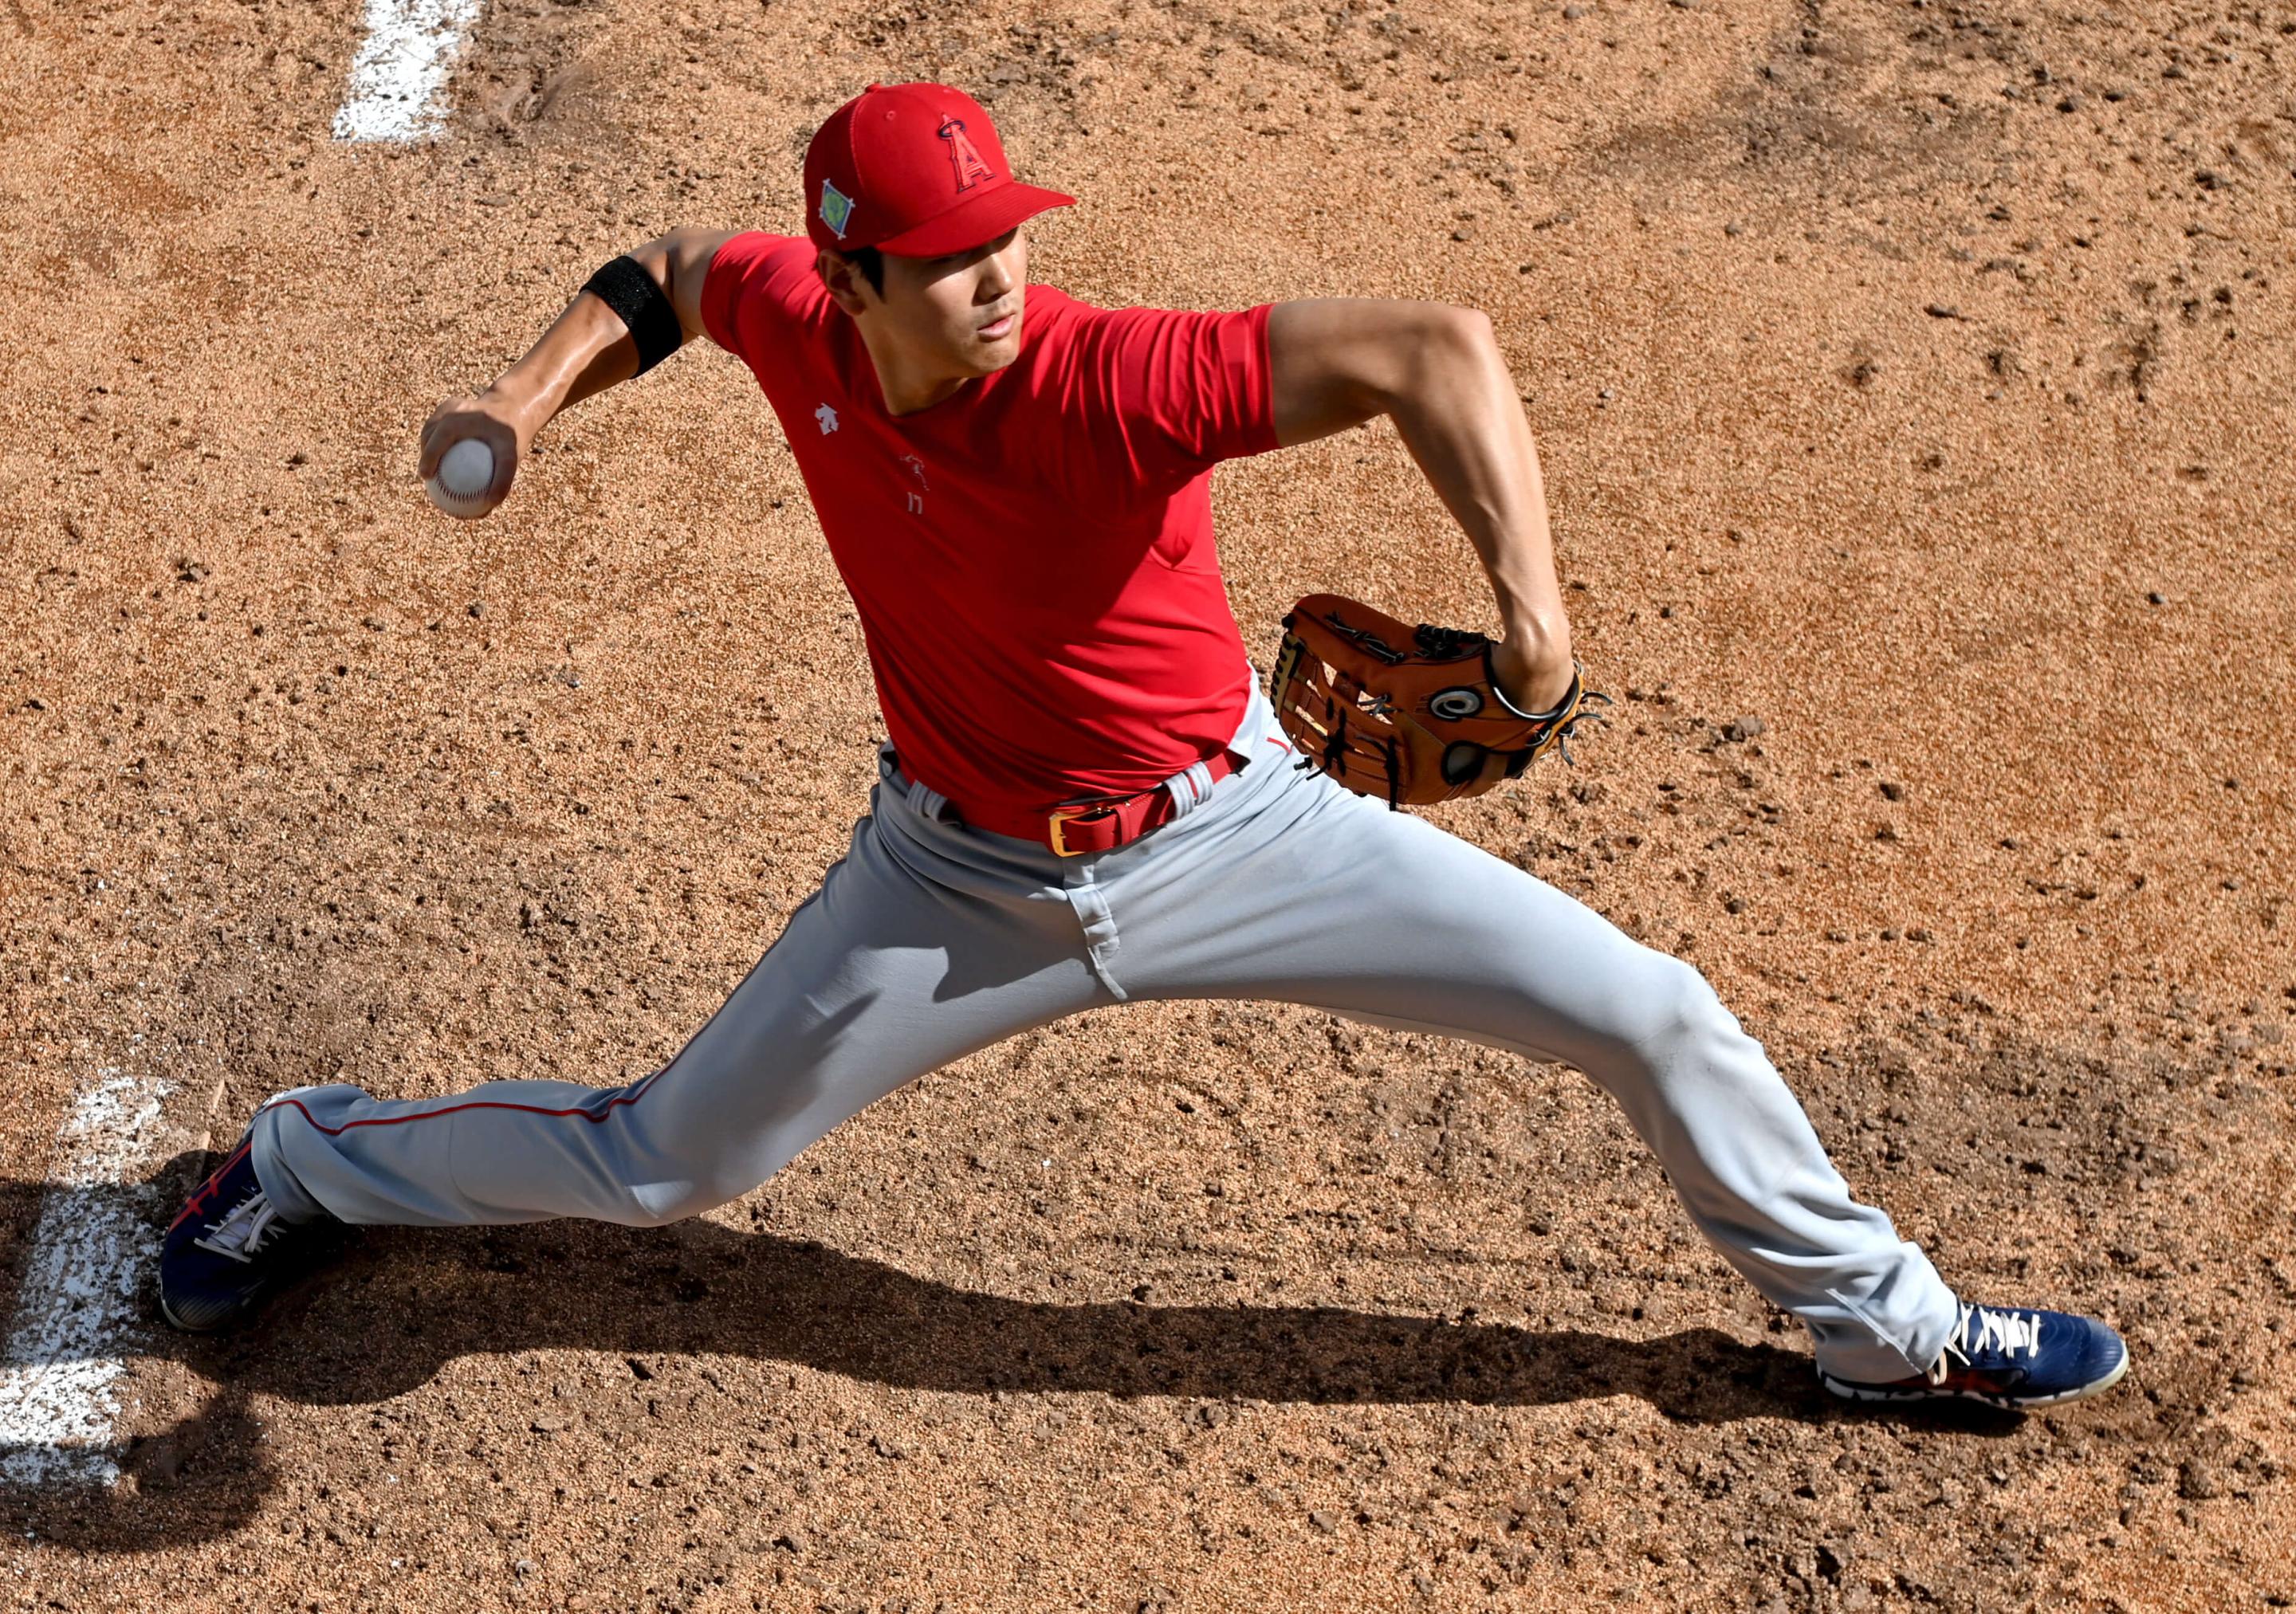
[333,0,485,143]
[0,1071,175,1486]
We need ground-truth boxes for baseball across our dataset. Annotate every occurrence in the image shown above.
[426,436,496,516]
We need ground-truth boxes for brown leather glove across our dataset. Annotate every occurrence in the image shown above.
[1268,593,1610,807]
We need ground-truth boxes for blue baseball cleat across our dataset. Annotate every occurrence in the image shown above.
[1819,1302,2129,1408]
[158,1129,340,1333]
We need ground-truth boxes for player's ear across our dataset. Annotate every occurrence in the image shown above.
[816,249,874,317]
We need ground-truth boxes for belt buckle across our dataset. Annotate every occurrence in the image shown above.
[1052,794,1134,858]
[1047,799,1116,858]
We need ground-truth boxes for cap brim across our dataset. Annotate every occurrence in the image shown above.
[872,183,1075,257]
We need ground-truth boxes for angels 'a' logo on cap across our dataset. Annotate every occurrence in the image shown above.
[818,178,856,238]
[937,115,996,193]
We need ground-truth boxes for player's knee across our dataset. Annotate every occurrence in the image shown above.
[1610,952,1730,1066]
[615,1131,780,1226]
[624,1164,764,1227]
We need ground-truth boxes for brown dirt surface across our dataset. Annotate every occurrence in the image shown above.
[4,0,2294,1609]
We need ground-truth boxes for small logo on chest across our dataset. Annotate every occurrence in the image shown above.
[815,403,839,434]
[898,453,930,516]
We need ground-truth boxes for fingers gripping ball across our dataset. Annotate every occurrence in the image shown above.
[1268,592,1612,808]
[426,438,496,518]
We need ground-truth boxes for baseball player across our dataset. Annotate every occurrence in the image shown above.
[161,82,2125,1408]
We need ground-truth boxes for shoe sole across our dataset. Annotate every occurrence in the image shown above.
[157,1232,345,1335]
[1818,1341,2129,1409]
[155,1290,223,1333]
[157,1266,324,1334]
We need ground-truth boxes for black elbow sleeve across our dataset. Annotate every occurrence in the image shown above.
[582,255,685,375]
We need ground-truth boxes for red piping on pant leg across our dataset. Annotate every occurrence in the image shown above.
[261,1068,670,1138]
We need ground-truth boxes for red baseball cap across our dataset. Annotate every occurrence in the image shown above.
[804,82,1075,257]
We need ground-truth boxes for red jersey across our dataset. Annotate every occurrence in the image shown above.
[700,231,1279,822]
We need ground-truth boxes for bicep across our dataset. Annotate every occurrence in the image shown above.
[662,228,743,340]
[621,228,743,346]
[1266,297,1486,448]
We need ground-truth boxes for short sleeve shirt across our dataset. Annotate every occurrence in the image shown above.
[701,231,1280,823]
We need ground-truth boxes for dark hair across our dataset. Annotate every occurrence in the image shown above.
[847,245,886,296]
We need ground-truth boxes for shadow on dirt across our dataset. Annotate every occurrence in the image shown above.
[0,1155,2021,1551]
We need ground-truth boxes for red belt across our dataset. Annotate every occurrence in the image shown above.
[910,748,1246,856]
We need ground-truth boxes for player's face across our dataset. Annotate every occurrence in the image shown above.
[867,226,1028,379]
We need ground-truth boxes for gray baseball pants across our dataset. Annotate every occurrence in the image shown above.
[250,677,1959,1382]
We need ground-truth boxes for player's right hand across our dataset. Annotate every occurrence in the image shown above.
[417,391,527,519]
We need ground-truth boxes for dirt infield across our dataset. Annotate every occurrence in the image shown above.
[3,0,2292,1608]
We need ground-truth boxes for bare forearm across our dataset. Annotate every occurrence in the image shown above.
[417,230,735,514]
[1268,300,1575,707]
[1383,312,1571,665]
[488,228,729,439]
[490,293,641,439]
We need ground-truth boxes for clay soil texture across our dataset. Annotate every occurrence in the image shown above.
[3,0,2294,1610]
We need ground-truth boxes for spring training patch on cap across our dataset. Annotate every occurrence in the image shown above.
[818,179,855,239]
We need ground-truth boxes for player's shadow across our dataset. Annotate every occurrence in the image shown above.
[0,1157,2023,1551]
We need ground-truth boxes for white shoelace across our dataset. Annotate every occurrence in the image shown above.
[191,1188,285,1265]
[1927,1302,2042,1384]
